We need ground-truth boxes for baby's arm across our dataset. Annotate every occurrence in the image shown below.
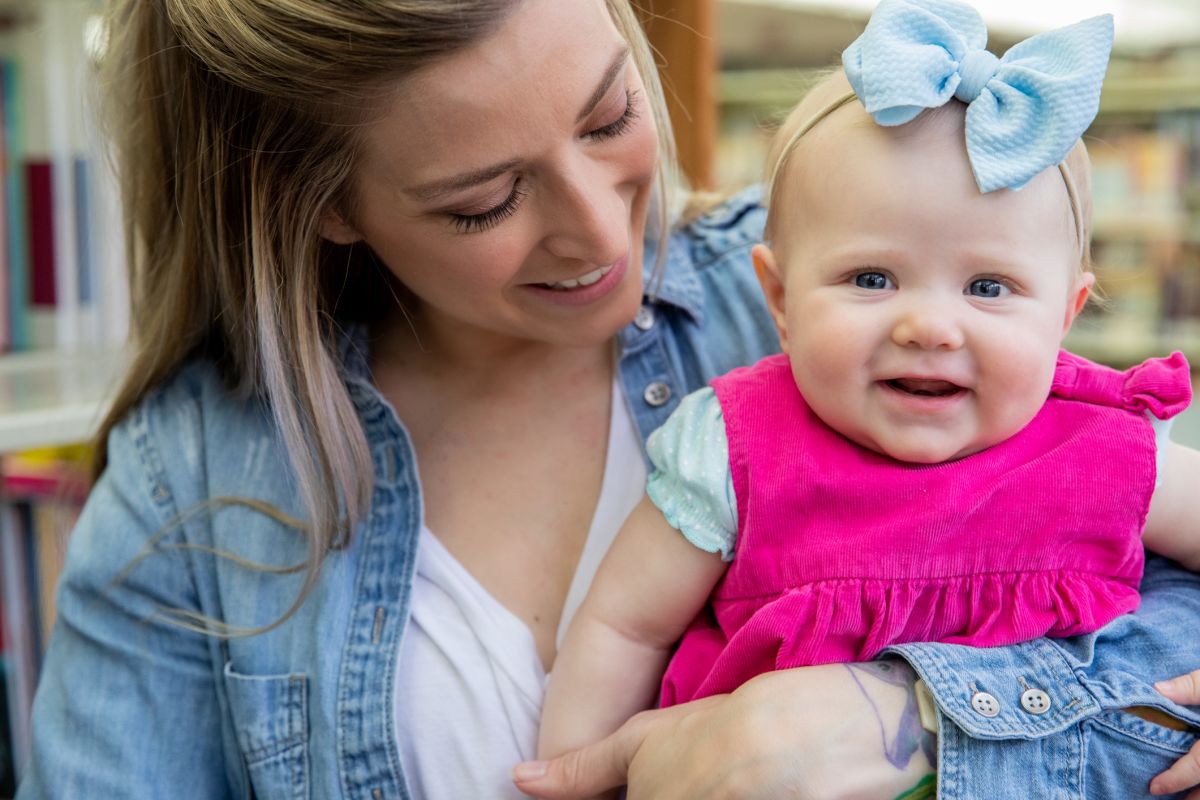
[1143,440,1200,572]
[538,495,727,760]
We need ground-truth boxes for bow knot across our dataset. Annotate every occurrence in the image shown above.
[843,0,1113,193]
[954,49,999,103]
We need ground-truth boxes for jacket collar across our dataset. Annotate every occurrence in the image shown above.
[642,228,704,325]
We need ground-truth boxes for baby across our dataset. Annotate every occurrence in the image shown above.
[538,0,1200,782]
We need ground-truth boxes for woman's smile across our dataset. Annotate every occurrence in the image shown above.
[523,253,629,307]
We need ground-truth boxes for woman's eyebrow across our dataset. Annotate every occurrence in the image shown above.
[577,47,630,123]
[407,158,522,201]
[406,47,631,202]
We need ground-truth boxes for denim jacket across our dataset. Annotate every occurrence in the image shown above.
[19,187,1200,799]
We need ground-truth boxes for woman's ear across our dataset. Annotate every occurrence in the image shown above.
[1061,271,1096,336]
[319,209,362,245]
[752,243,789,352]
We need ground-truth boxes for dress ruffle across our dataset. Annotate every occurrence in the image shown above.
[661,569,1140,705]
[1054,350,1192,420]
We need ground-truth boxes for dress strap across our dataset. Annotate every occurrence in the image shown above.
[1052,350,1192,420]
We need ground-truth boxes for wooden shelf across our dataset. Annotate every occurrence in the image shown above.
[718,68,1200,116]
[0,348,126,452]
[1064,328,1200,368]
[1099,70,1200,116]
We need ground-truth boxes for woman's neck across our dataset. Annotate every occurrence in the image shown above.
[369,306,615,394]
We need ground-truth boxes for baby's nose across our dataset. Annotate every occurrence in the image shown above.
[891,306,965,351]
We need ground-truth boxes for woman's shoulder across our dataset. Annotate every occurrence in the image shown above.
[120,356,272,446]
[107,356,282,510]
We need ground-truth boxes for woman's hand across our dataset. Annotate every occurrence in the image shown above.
[513,660,936,800]
[1152,670,1200,798]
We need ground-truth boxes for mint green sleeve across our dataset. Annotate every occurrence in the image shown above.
[645,387,738,562]
[1150,414,1173,488]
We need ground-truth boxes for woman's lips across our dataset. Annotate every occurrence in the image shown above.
[537,263,615,290]
[524,256,628,307]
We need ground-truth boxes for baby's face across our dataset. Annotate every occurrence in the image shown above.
[759,106,1092,463]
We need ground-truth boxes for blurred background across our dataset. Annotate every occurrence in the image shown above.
[0,3,1197,795]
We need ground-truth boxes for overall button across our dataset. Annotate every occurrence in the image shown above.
[643,382,671,407]
[1020,688,1052,715]
[634,306,655,331]
[970,691,1000,718]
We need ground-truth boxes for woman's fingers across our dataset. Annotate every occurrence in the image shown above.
[1149,740,1200,796]
[1157,669,1200,704]
[512,715,644,799]
[512,703,709,799]
[1152,668,1200,798]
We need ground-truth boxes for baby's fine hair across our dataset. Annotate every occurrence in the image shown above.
[762,69,1094,275]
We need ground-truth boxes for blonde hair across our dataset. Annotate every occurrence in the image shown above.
[763,70,1094,273]
[96,0,678,634]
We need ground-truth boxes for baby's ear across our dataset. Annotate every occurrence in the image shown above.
[1061,271,1096,336]
[752,243,789,351]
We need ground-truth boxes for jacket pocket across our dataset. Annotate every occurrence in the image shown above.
[224,663,310,800]
[1083,710,1198,799]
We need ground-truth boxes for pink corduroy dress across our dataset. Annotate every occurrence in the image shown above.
[660,350,1192,706]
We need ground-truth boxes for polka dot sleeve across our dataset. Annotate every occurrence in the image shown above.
[645,387,738,561]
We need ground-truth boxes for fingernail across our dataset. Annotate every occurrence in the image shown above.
[1148,778,1163,795]
[1155,679,1178,695]
[512,761,548,782]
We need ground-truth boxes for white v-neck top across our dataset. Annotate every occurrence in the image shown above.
[394,381,646,800]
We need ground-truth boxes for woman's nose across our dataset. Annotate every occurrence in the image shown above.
[541,161,629,267]
[891,301,965,351]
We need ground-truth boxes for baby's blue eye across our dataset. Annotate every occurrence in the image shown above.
[968,279,1008,298]
[854,272,893,291]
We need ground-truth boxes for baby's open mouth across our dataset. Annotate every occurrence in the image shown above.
[885,378,965,397]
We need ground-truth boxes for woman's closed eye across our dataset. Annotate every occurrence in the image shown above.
[586,89,641,142]
[448,182,529,234]
[446,90,641,235]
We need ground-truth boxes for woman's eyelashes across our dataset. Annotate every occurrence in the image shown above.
[586,89,641,141]
[446,90,642,234]
[450,183,528,234]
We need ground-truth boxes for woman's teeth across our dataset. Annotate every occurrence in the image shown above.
[541,264,613,290]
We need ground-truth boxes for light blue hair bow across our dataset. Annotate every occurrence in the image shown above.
[842,0,1113,193]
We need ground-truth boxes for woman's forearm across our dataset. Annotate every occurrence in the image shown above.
[842,661,937,775]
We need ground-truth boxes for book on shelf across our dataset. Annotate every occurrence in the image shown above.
[0,0,128,356]
[2,58,21,355]
[0,617,17,799]
[0,443,90,789]
[0,501,35,792]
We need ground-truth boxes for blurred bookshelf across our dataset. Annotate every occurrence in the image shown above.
[0,347,122,452]
[0,1,121,793]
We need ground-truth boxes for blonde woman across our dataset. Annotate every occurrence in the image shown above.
[19,1,1200,799]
